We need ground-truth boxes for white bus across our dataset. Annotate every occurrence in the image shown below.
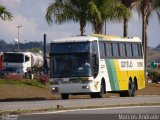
[49,34,145,99]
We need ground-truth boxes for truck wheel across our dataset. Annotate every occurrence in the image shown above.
[61,94,69,100]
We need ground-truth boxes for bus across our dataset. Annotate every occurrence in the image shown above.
[49,34,145,99]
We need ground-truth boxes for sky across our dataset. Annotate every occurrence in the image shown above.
[0,0,160,47]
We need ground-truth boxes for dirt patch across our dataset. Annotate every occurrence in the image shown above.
[137,83,160,95]
[0,84,61,101]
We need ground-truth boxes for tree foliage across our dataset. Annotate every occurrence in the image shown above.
[0,5,13,21]
[46,0,130,35]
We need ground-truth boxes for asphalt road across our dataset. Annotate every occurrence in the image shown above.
[0,96,160,111]
[17,106,160,120]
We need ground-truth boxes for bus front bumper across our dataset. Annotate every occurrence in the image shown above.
[50,82,99,94]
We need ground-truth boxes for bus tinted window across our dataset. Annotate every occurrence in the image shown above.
[119,43,126,57]
[51,42,91,53]
[132,44,139,57]
[138,44,143,57]
[92,42,98,54]
[99,42,105,58]
[112,43,119,57]
[126,43,132,57]
[106,43,112,57]
[51,43,69,53]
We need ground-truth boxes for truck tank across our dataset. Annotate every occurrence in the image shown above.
[31,53,44,69]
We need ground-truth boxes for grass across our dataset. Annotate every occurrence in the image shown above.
[0,79,58,101]
[0,79,160,101]
[0,79,47,89]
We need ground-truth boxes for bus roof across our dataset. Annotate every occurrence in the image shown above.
[51,34,141,43]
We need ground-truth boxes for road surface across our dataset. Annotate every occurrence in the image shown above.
[0,96,160,111]
[17,106,160,120]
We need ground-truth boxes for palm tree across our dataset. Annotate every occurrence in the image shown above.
[46,0,89,36]
[120,0,138,37]
[88,0,130,34]
[0,5,13,21]
[136,0,160,71]
[46,0,130,35]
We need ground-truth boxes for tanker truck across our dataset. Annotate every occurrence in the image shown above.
[3,51,44,78]
[0,52,3,71]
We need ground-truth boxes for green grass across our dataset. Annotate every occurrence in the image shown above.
[0,79,48,89]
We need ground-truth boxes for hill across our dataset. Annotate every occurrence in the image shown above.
[0,39,50,53]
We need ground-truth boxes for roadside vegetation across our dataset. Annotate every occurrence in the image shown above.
[0,78,160,101]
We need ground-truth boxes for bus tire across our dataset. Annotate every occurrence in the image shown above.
[90,93,97,98]
[119,81,136,97]
[61,94,69,100]
[96,81,105,98]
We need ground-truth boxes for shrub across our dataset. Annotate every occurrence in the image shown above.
[38,75,49,84]
[147,71,160,83]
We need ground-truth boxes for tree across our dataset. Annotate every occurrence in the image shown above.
[120,0,138,37]
[88,0,130,34]
[136,0,160,71]
[46,0,130,35]
[46,0,89,35]
[0,5,13,21]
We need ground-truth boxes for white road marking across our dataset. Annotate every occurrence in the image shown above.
[32,105,160,115]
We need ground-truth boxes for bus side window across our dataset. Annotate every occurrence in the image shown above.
[119,43,126,57]
[106,43,112,57]
[112,43,119,57]
[132,44,139,57]
[138,44,143,57]
[99,42,105,58]
[126,43,132,57]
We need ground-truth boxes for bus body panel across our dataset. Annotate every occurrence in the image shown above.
[104,59,145,91]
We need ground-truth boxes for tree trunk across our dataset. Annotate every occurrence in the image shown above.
[79,19,86,36]
[142,14,147,75]
[123,17,128,37]
[94,23,103,34]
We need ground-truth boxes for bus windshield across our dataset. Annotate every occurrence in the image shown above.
[4,53,24,63]
[51,54,91,78]
[50,42,92,78]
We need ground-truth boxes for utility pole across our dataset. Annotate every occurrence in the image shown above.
[17,25,22,51]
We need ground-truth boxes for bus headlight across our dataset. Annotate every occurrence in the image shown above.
[52,87,58,92]
[82,86,90,89]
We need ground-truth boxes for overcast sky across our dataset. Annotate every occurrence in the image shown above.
[0,0,160,47]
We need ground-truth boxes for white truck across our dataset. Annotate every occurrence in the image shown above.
[3,52,44,78]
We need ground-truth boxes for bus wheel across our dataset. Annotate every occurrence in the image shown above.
[96,81,105,98]
[130,82,136,97]
[90,93,97,98]
[61,94,69,100]
[119,81,136,97]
